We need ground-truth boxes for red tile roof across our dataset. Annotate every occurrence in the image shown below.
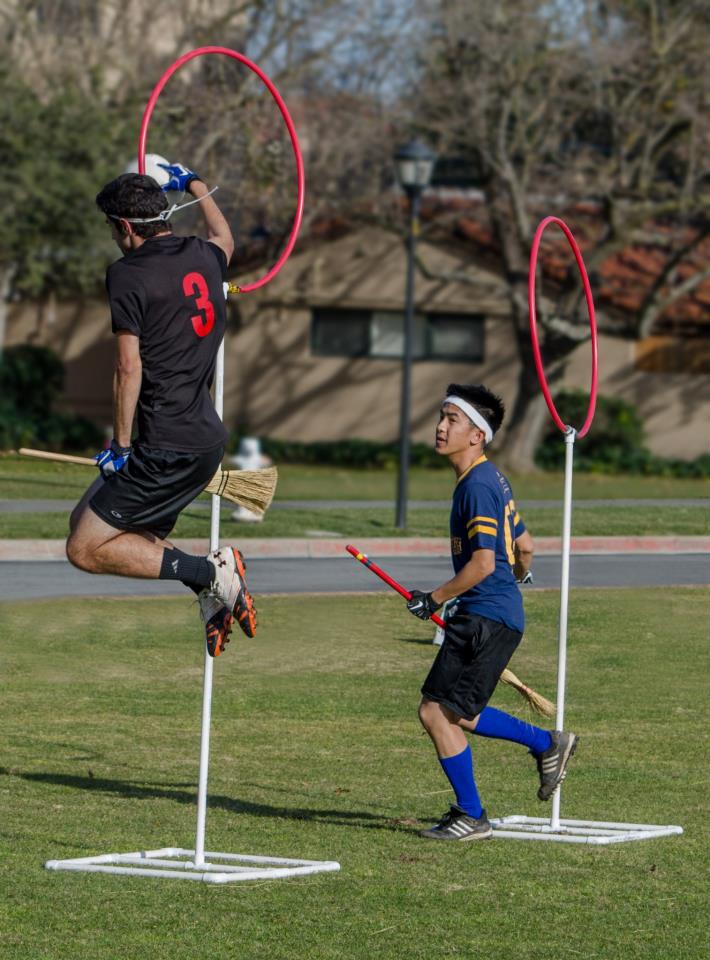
[426,199,709,336]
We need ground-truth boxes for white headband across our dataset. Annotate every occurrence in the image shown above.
[108,185,219,224]
[444,395,493,444]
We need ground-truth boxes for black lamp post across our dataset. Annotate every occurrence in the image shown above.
[393,139,437,530]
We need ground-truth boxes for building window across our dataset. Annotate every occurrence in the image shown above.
[370,311,427,358]
[427,313,484,360]
[311,308,370,357]
[311,308,484,362]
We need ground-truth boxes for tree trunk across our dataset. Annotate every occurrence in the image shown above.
[0,264,11,362]
[500,345,549,472]
[484,179,546,471]
[484,177,580,471]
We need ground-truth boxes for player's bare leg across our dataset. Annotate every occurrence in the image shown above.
[417,697,491,840]
[69,477,105,535]
[418,698,469,758]
[67,496,250,657]
[67,506,165,577]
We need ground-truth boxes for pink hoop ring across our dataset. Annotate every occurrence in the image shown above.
[138,46,305,294]
[529,216,598,438]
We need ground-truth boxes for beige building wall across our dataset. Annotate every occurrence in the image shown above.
[4,226,709,459]
[221,305,518,444]
[564,335,710,461]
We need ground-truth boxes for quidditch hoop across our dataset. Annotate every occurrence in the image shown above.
[138,46,305,294]
[528,217,598,438]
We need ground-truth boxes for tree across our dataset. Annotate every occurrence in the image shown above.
[0,0,407,350]
[0,68,139,354]
[409,0,710,469]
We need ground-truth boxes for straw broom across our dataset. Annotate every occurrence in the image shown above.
[499,668,555,717]
[18,448,278,516]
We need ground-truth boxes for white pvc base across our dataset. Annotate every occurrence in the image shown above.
[490,815,683,845]
[45,847,341,884]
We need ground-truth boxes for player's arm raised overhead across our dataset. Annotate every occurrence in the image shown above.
[189,178,234,265]
[113,331,142,448]
[158,161,234,265]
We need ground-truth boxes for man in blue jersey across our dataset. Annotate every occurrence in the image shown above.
[407,383,577,841]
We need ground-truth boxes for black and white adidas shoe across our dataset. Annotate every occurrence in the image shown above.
[536,730,578,801]
[419,806,492,841]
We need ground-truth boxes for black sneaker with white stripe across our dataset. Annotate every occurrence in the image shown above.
[419,805,492,841]
[536,730,578,801]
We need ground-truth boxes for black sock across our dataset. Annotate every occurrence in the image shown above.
[159,548,214,587]
[183,581,203,597]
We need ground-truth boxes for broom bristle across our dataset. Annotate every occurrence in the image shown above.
[204,467,278,515]
[500,667,556,718]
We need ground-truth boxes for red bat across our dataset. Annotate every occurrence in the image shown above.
[345,544,446,628]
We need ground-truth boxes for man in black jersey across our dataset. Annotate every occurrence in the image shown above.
[66,166,255,656]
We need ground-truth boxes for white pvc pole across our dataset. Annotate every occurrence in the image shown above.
[194,338,225,867]
[550,427,575,830]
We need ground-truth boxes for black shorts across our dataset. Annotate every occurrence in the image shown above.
[89,442,224,540]
[421,612,522,721]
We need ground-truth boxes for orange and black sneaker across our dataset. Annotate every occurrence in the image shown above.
[198,590,235,658]
[232,549,257,638]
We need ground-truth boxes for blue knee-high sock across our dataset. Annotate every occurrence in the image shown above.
[473,706,553,755]
[439,745,483,818]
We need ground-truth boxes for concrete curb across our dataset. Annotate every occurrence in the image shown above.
[1,535,709,562]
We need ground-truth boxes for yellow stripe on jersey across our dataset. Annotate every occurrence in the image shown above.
[468,524,498,538]
[503,502,515,564]
[455,454,488,486]
[468,515,498,528]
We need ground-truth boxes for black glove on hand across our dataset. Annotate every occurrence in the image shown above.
[407,590,442,621]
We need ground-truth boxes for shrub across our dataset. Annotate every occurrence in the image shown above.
[0,345,102,451]
[228,434,447,469]
[535,390,710,477]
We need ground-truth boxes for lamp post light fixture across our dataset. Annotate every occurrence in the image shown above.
[393,139,437,530]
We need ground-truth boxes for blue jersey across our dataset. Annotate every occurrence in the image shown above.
[449,455,526,633]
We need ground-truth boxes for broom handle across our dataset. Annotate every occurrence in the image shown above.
[18,447,275,515]
[345,544,554,714]
[346,544,446,629]
[19,447,96,466]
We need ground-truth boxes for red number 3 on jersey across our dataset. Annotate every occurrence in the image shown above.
[182,272,215,337]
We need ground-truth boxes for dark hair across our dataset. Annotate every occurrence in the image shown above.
[96,173,170,239]
[445,383,505,439]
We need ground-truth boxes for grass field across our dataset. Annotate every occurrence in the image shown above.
[2,456,708,540]
[1,503,709,540]
[1,589,707,960]
[2,455,710,501]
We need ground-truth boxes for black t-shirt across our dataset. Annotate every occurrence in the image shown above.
[106,234,229,452]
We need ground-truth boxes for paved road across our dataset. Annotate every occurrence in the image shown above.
[1,498,709,513]
[0,554,707,601]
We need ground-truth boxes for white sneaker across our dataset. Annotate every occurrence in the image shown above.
[208,546,242,608]
[207,547,257,638]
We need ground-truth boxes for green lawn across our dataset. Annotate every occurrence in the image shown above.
[2,454,707,539]
[2,454,709,502]
[0,589,706,959]
[1,503,709,540]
